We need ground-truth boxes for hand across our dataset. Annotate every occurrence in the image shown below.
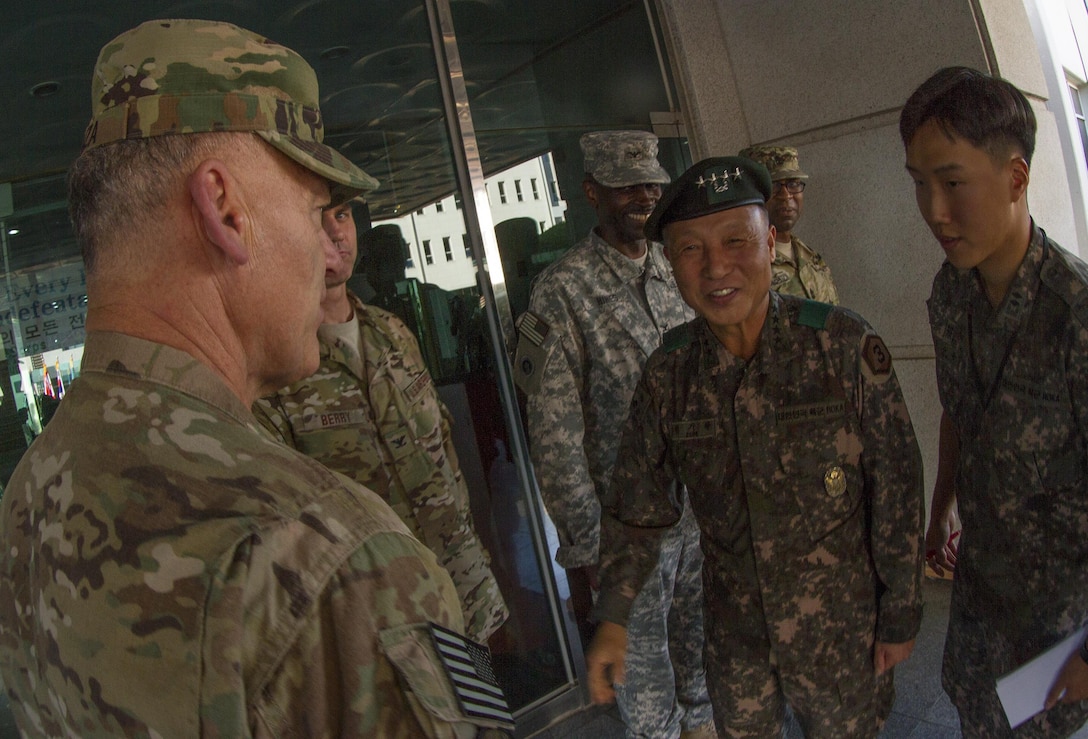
[874,639,915,675]
[573,564,600,592]
[1045,649,1088,709]
[925,510,959,577]
[586,621,627,705]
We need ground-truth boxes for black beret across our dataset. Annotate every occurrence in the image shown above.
[645,156,772,242]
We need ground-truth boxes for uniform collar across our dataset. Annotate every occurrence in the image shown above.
[588,229,672,283]
[972,221,1046,332]
[80,331,254,426]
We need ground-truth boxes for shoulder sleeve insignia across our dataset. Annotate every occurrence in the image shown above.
[517,311,550,347]
[428,622,514,728]
[513,311,551,396]
[861,334,892,377]
[798,299,833,329]
[662,322,695,353]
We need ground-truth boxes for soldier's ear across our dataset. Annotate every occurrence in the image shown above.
[582,178,599,208]
[1009,156,1029,202]
[189,158,250,266]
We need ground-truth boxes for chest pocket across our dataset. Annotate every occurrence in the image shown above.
[987,371,1087,531]
[774,398,864,546]
[671,416,728,494]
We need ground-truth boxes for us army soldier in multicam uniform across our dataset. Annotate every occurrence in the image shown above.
[0,19,510,738]
[515,131,713,738]
[255,200,508,643]
[740,146,840,305]
[905,67,1088,738]
[587,156,924,738]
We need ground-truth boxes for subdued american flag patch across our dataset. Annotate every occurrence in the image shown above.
[518,311,549,347]
[428,622,515,728]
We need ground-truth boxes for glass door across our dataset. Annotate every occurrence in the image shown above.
[0,0,687,732]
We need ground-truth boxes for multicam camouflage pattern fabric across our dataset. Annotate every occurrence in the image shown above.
[580,130,671,188]
[0,332,503,738]
[738,145,809,181]
[772,235,840,305]
[255,294,507,643]
[515,230,713,735]
[928,224,1088,737]
[85,19,377,198]
[596,293,924,737]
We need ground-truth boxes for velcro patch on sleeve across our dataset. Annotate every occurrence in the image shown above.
[862,334,892,378]
[513,312,551,395]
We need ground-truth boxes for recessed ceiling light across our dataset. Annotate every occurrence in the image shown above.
[30,81,60,98]
[319,46,351,61]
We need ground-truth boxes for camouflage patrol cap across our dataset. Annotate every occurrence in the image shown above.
[645,156,772,242]
[737,145,808,181]
[580,130,671,188]
[83,19,378,203]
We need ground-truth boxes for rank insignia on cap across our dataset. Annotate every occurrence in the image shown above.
[862,334,892,377]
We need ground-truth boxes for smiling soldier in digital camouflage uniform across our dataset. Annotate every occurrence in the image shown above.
[514,130,714,738]
[587,155,923,738]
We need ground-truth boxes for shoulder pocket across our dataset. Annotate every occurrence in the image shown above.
[380,623,514,737]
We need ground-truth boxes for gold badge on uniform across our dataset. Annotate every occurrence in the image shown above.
[824,465,846,497]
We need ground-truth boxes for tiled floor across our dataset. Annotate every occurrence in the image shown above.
[532,577,1088,738]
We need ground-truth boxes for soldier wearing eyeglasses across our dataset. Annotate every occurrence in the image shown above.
[740,146,840,305]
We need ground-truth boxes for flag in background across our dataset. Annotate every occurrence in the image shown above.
[41,366,54,398]
[54,360,65,398]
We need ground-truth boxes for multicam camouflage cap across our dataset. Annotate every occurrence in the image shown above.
[645,156,772,242]
[737,145,808,181]
[580,130,671,188]
[83,19,378,203]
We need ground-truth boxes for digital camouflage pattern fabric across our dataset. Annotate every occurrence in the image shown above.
[579,130,671,188]
[85,19,377,201]
[0,332,505,738]
[771,235,840,305]
[597,293,924,737]
[515,230,714,735]
[738,145,809,181]
[255,293,508,643]
[929,224,1088,737]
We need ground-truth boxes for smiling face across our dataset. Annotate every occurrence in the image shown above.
[585,179,663,253]
[905,118,1030,277]
[664,204,775,357]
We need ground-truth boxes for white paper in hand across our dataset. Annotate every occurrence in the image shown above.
[995,626,1088,729]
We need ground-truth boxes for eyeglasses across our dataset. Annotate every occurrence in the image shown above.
[771,180,806,196]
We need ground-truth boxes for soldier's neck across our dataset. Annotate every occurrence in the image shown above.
[322,285,354,325]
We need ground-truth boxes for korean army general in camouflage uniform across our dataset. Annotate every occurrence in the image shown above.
[587,156,924,739]
[255,200,508,643]
[514,131,714,738]
[0,19,510,738]
[740,146,839,305]
[905,67,1088,737]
